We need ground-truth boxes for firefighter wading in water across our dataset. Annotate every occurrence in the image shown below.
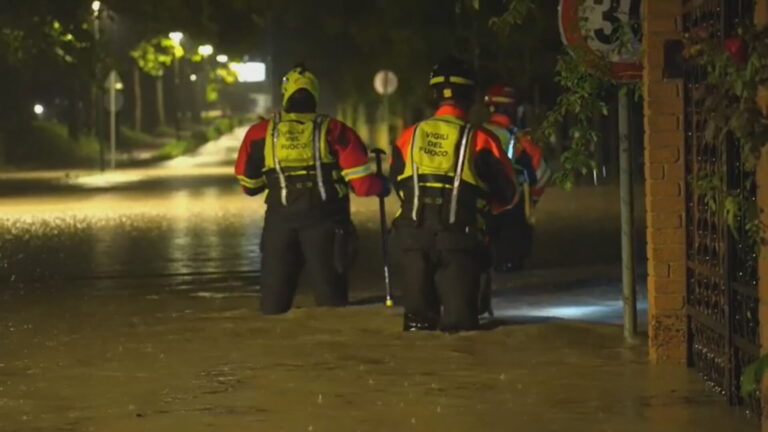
[483,84,551,272]
[235,65,389,314]
[390,57,518,332]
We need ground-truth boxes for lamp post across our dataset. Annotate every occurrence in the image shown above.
[196,45,214,121]
[91,1,104,171]
[91,1,101,38]
[169,31,184,141]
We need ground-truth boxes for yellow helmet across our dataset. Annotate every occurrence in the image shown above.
[281,65,319,106]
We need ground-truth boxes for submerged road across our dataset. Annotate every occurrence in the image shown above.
[0,128,258,289]
[0,126,648,324]
[0,128,756,431]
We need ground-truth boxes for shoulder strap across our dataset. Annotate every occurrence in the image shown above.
[449,126,473,224]
[313,114,328,201]
[271,113,289,205]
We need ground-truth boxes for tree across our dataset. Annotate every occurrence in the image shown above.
[130,36,180,129]
[0,0,101,140]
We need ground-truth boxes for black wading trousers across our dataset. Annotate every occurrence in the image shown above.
[393,226,484,332]
[260,209,353,315]
[487,204,532,272]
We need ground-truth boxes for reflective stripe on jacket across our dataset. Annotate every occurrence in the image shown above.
[234,113,383,208]
[391,105,518,229]
[486,113,550,200]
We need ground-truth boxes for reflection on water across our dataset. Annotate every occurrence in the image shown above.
[0,185,263,288]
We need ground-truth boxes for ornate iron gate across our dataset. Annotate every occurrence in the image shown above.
[682,0,760,415]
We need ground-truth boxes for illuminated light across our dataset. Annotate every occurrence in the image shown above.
[91,1,101,13]
[230,62,266,83]
[114,82,124,90]
[215,54,229,64]
[33,104,44,115]
[69,172,145,189]
[189,74,198,82]
[197,44,214,57]
[168,32,184,45]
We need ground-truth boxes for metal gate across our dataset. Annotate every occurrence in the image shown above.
[682,0,760,415]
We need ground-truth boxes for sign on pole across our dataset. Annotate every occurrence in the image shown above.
[104,70,124,170]
[373,70,398,151]
[373,70,398,96]
[559,0,642,82]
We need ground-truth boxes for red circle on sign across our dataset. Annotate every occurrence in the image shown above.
[558,0,643,82]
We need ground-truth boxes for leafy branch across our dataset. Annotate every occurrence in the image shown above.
[535,47,612,189]
[533,23,640,190]
[684,23,768,253]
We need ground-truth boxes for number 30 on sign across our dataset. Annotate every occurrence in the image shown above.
[559,0,643,82]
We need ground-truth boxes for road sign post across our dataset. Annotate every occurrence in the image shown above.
[559,0,642,342]
[373,70,398,152]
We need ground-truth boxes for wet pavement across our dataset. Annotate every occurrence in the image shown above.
[0,128,757,431]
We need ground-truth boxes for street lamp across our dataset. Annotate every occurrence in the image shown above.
[168,32,184,140]
[197,44,214,57]
[216,54,229,64]
[33,104,44,116]
[91,0,104,171]
[195,46,215,123]
[168,31,184,45]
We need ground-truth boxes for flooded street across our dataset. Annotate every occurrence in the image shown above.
[0,130,756,431]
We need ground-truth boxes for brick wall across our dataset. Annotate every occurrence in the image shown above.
[643,0,687,364]
[755,3,768,429]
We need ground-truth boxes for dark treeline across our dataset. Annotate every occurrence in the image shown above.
[0,0,562,167]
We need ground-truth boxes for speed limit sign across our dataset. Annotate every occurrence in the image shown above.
[559,0,643,81]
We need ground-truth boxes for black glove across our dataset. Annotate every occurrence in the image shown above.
[377,175,392,198]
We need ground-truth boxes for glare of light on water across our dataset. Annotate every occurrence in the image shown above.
[67,173,145,189]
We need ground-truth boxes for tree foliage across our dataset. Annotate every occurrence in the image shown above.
[684,23,768,250]
[130,37,179,77]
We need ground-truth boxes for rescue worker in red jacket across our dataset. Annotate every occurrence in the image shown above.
[483,84,551,272]
[390,57,518,332]
[235,64,388,315]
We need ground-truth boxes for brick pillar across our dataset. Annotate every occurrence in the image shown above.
[760,148,768,430]
[643,0,687,364]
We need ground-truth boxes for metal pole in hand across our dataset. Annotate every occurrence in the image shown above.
[371,148,393,307]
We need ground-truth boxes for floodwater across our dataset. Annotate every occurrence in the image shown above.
[0,129,757,431]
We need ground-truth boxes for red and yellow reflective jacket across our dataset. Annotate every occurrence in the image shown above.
[487,112,550,202]
[390,105,519,228]
[235,113,384,208]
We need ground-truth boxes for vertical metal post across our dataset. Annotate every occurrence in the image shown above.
[173,57,181,141]
[382,94,389,152]
[109,74,116,170]
[619,86,637,341]
[93,14,104,172]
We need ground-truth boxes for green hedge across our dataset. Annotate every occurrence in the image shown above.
[3,121,99,168]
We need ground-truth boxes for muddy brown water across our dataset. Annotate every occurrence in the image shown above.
[0,172,755,431]
[0,289,754,431]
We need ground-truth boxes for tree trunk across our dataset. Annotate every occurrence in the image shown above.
[67,81,81,140]
[134,66,142,132]
[156,75,165,128]
[0,134,6,167]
